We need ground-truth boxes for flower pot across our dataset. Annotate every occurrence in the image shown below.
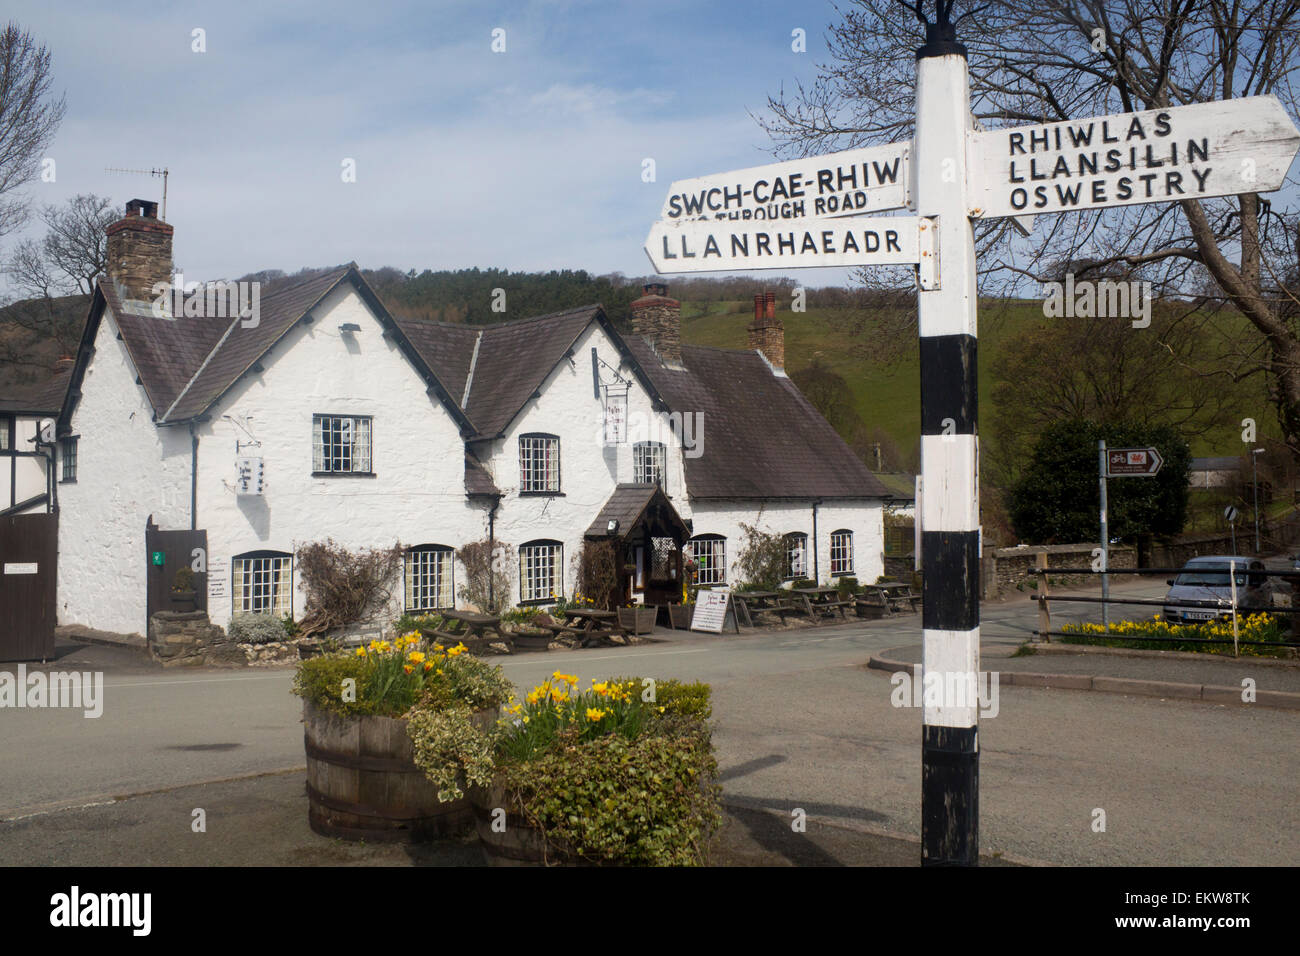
[668,604,694,629]
[512,628,552,651]
[170,590,197,610]
[617,607,656,635]
[302,699,497,842]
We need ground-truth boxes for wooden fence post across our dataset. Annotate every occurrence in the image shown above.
[1036,551,1050,643]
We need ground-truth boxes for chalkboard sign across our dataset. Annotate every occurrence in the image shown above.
[690,588,732,633]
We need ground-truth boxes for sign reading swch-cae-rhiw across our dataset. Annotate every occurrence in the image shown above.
[644,8,1300,868]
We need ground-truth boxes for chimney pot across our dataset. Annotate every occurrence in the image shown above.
[748,288,785,371]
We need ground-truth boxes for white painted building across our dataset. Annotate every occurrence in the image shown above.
[37,201,890,636]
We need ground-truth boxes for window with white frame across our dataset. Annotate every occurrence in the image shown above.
[519,540,563,603]
[633,441,667,491]
[830,530,854,576]
[405,545,454,611]
[784,532,808,579]
[687,535,726,585]
[232,551,292,616]
[519,434,560,493]
[313,414,372,474]
[60,436,78,482]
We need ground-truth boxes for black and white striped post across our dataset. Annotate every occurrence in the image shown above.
[914,13,980,866]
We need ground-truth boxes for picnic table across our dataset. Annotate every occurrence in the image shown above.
[732,590,795,626]
[790,586,852,622]
[858,581,922,615]
[542,607,628,648]
[422,610,510,650]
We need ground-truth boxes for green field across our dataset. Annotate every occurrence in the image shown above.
[679,298,1275,462]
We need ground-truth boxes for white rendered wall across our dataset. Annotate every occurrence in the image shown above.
[687,497,885,587]
[2,416,51,511]
[197,284,482,628]
[57,307,192,635]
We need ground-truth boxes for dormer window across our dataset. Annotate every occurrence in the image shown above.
[519,434,560,494]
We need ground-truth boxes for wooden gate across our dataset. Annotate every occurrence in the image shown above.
[144,516,208,633]
[0,513,58,662]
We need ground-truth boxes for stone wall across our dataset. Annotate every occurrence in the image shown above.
[981,543,1136,599]
[148,611,246,668]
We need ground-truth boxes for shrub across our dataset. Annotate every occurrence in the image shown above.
[790,577,816,591]
[393,611,445,635]
[172,566,196,593]
[575,539,620,610]
[836,576,858,597]
[498,726,720,866]
[458,539,512,614]
[734,523,787,591]
[295,539,404,638]
[228,613,290,645]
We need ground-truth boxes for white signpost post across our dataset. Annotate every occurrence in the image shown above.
[644,3,1300,866]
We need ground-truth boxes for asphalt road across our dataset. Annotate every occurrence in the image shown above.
[2,579,1296,865]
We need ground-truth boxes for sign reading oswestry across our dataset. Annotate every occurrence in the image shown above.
[970,96,1300,217]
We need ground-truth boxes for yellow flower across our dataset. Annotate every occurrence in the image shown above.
[592,681,609,696]
[526,688,544,705]
[436,669,444,676]
[586,707,607,722]
[423,661,434,672]
[355,647,366,657]
[447,643,466,658]
[550,687,569,703]
[408,650,425,663]
[553,671,578,686]
[403,664,413,674]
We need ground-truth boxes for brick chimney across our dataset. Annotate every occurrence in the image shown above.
[629,282,682,366]
[748,290,784,370]
[105,199,173,301]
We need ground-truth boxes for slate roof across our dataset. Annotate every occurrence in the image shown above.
[0,369,73,414]
[874,472,917,502]
[584,483,689,538]
[395,306,600,438]
[465,449,500,496]
[619,336,889,500]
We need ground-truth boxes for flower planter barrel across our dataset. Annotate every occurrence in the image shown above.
[303,700,486,842]
[471,783,580,866]
[617,607,656,635]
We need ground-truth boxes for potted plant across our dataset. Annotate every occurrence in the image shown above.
[452,673,720,865]
[170,565,197,609]
[292,634,514,842]
[616,603,657,635]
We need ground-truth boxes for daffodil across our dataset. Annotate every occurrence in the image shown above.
[586,707,606,722]
[408,650,425,663]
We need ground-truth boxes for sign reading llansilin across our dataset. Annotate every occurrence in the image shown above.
[970,96,1300,217]
[645,215,927,273]
[660,141,910,223]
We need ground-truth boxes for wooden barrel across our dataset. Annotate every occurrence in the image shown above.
[303,700,494,842]
[470,782,586,866]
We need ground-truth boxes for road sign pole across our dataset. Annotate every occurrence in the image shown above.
[1099,440,1109,630]
[915,33,979,867]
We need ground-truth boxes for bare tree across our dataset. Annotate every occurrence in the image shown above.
[38,193,114,293]
[0,23,66,239]
[759,0,1300,454]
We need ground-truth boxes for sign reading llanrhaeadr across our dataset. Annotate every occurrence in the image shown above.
[645,215,927,273]
[970,96,1300,217]
[660,141,910,223]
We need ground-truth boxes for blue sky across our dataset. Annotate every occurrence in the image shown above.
[4,0,851,287]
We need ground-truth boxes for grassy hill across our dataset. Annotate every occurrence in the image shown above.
[679,298,1275,462]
